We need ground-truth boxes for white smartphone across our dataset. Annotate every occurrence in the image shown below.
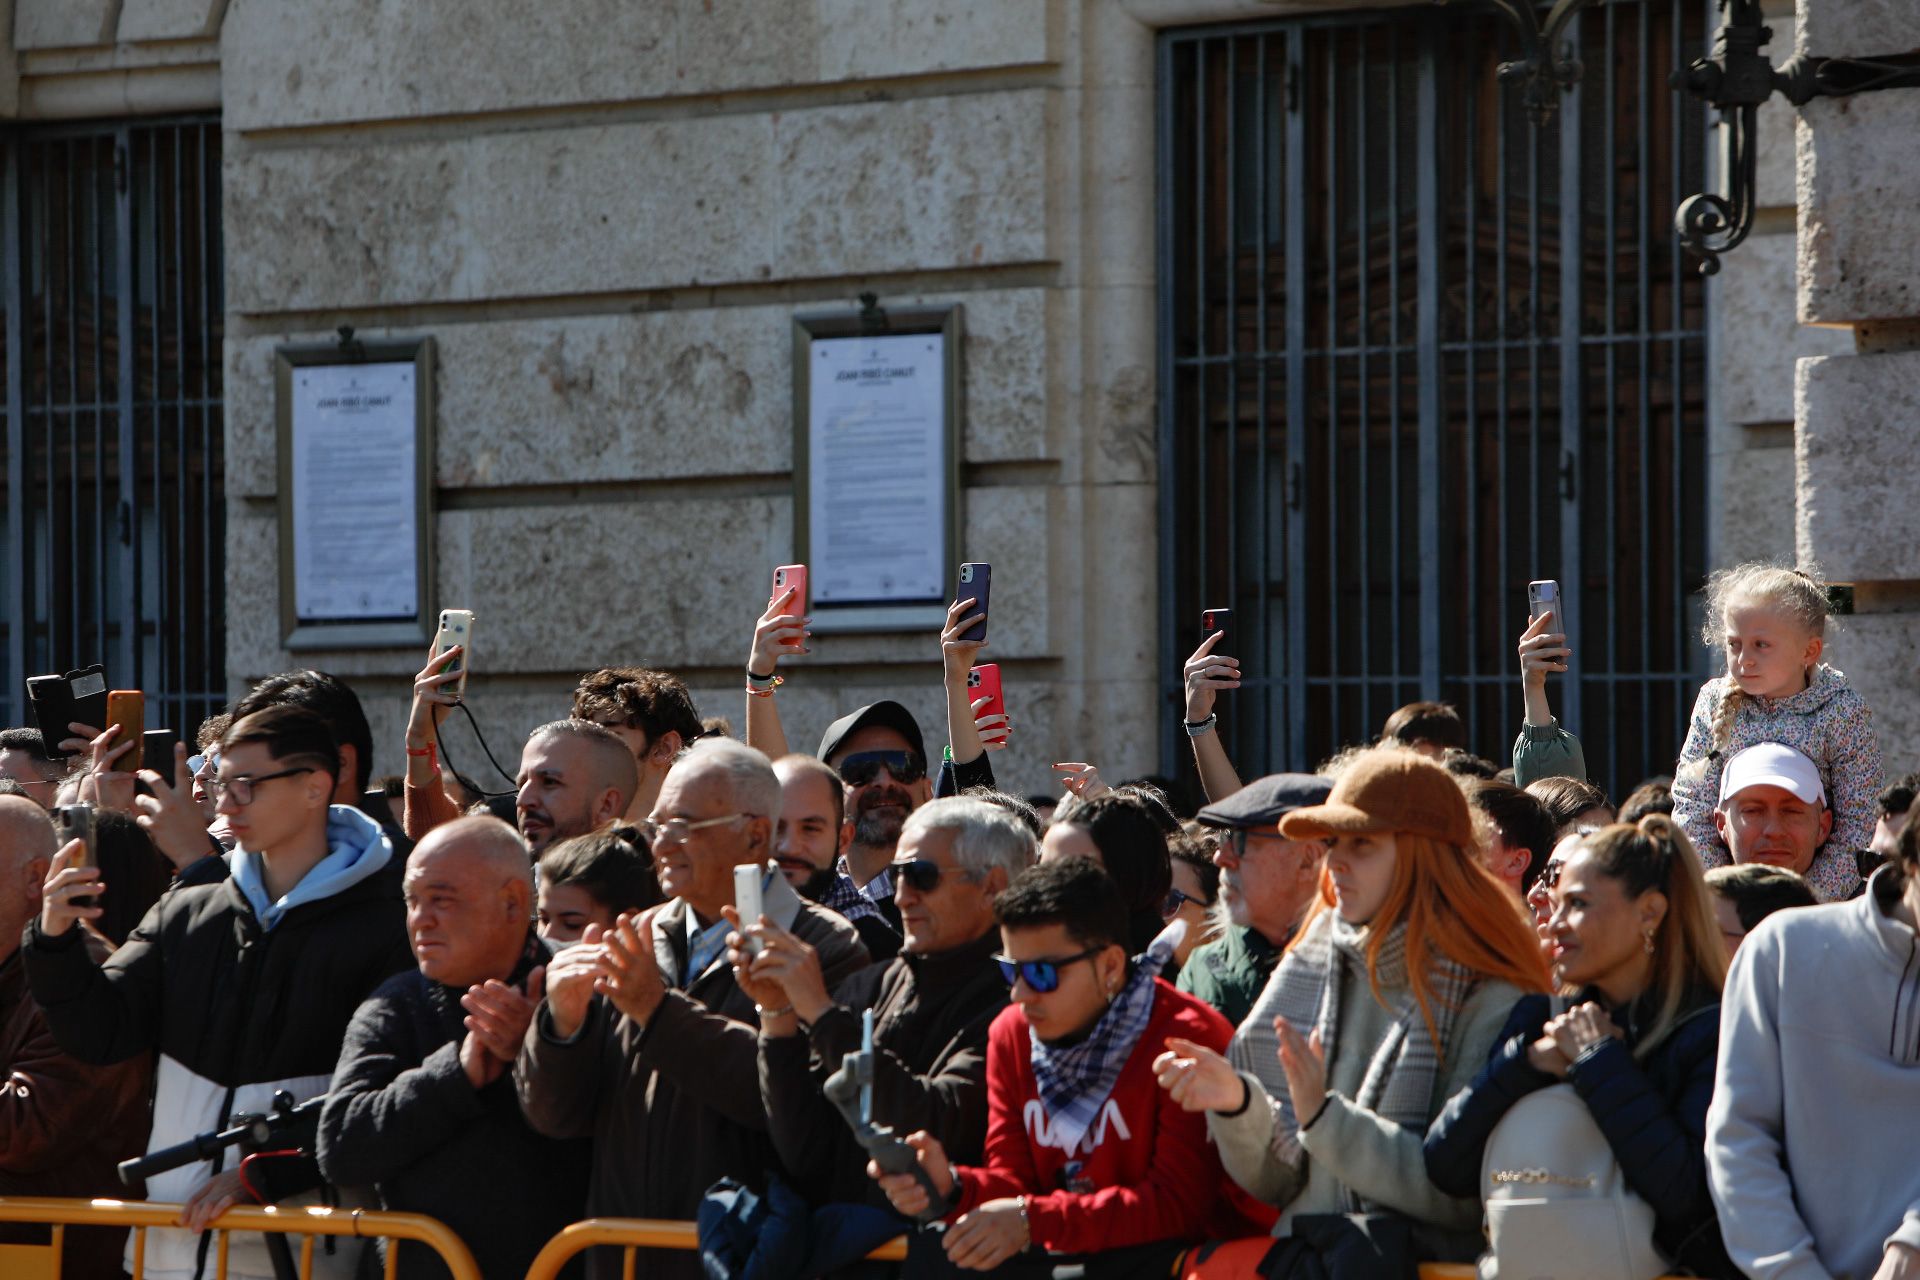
[1528,580,1565,641]
[432,609,475,700]
[734,863,765,954]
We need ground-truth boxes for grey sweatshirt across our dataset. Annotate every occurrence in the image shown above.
[1207,958,1524,1243]
[1707,866,1920,1280]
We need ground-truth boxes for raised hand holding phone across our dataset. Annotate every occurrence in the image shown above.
[966,664,1010,751]
[77,723,138,813]
[954,563,991,644]
[1183,628,1242,724]
[38,837,106,937]
[750,568,811,678]
[1520,579,1570,727]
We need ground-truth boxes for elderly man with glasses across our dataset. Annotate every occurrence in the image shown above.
[732,796,1033,1247]
[514,737,869,1280]
[1175,773,1334,1027]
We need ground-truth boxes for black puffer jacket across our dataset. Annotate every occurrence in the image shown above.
[1424,990,1736,1279]
[24,822,412,1280]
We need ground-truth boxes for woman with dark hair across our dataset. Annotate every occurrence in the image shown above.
[1425,815,1736,1278]
[1043,791,1174,955]
[1526,775,1615,839]
[535,826,662,943]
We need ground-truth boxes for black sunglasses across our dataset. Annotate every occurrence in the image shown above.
[994,948,1102,994]
[839,749,927,787]
[892,858,949,893]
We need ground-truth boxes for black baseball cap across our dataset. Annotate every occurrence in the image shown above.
[1196,773,1333,831]
[817,700,926,765]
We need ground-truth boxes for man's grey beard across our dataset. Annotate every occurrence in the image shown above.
[853,806,906,851]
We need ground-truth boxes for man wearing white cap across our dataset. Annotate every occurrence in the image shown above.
[1711,743,1843,899]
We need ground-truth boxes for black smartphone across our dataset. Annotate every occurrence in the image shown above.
[1202,608,1231,641]
[26,665,108,760]
[53,802,97,907]
[956,563,992,644]
[144,729,179,776]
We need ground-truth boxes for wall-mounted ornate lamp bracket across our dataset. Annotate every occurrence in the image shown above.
[1672,0,1920,275]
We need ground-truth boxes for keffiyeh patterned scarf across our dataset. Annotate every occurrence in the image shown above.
[1234,912,1476,1206]
[1028,920,1185,1155]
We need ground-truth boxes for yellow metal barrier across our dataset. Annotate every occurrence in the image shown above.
[523,1218,909,1280]
[520,1224,1689,1280]
[0,1196,482,1280]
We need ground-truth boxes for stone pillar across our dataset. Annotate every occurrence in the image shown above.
[1794,2,1920,772]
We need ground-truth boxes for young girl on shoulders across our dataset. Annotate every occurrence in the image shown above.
[1670,563,1881,900]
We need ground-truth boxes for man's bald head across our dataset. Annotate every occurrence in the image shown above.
[0,794,56,869]
[0,796,57,964]
[410,814,533,888]
[404,815,534,987]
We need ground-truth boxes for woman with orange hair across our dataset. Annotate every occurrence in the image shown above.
[1153,747,1550,1263]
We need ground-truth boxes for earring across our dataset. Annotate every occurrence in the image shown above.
[1642,928,1656,955]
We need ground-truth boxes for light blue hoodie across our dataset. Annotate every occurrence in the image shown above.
[229,804,393,930]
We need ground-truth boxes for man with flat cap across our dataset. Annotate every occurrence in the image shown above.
[1177,773,1333,1027]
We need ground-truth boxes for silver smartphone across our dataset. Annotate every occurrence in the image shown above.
[734,863,765,955]
[1528,579,1566,642]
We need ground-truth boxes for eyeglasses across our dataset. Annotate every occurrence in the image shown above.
[1535,861,1564,892]
[638,812,747,846]
[207,766,316,807]
[838,750,926,787]
[1162,887,1205,920]
[1227,829,1294,859]
[892,857,957,894]
[994,948,1102,994]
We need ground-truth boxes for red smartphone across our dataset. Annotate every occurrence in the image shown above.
[966,663,1005,725]
[105,689,145,773]
[1202,608,1231,640]
[772,564,809,615]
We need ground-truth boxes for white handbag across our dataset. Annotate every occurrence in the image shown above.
[1476,1080,1665,1280]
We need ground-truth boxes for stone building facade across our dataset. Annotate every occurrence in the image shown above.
[2,0,1910,796]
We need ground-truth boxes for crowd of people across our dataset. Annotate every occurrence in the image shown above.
[0,557,1916,1280]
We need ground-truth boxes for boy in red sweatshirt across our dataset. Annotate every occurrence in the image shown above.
[872,856,1262,1276]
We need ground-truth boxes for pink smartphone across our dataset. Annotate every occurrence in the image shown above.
[771,564,809,614]
[966,664,1005,724]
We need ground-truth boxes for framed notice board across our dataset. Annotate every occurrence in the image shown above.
[275,333,436,650]
[792,304,963,633]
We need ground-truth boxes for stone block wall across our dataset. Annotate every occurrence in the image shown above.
[1794,1,1920,775]
[205,0,1172,796]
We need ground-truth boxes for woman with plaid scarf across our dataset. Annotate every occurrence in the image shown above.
[1154,748,1551,1270]
[869,856,1265,1276]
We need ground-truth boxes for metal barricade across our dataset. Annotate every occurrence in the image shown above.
[523,1218,909,1280]
[0,1197,482,1280]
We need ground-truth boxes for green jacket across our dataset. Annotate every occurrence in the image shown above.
[1511,716,1588,789]
[1176,925,1282,1030]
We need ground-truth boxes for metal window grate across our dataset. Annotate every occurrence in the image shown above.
[1,118,225,739]
[1158,2,1711,798]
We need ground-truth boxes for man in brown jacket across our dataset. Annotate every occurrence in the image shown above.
[0,795,151,1276]
[516,739,868,1280]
